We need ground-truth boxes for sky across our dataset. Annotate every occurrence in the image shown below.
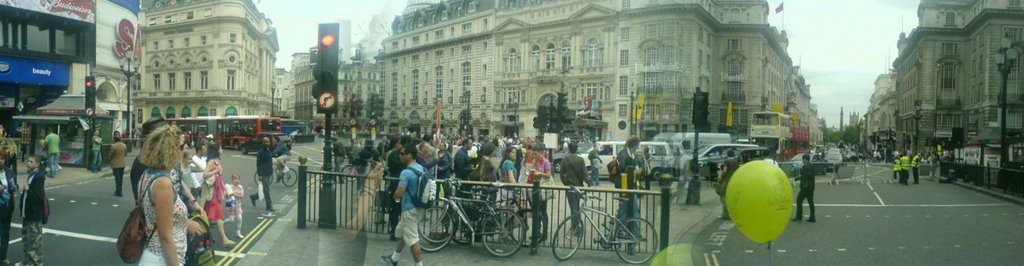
[255,0,921,128]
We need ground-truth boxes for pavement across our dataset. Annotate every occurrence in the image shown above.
[234,176,723,266]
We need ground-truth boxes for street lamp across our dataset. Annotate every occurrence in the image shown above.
[997,36,1019,167]
[119,48,141,140]
[270,82,276,117]
[914,100,922,153]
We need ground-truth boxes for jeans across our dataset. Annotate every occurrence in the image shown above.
[588,166,600,186]
[260,175,273,210]
[90,150,101,172]
[47,153,58,177]
[113,168,125,195]
[616,194,640,233]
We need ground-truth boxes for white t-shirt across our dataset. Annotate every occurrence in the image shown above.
[190,155,208,188]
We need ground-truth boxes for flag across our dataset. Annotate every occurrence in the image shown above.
[775,2,784,13]
[726,102,733,127]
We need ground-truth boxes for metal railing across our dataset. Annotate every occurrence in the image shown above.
[297,164,672,255]
[938,162,1024,196]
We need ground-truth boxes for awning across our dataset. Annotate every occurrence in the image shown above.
[99,102,125,112]
[14,115,77,123]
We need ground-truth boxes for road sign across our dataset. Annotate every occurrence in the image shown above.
[318,92,337,110]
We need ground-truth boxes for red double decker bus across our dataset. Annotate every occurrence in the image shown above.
[169,116,282,149]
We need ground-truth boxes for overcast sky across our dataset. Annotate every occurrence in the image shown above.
[256,0,921,128]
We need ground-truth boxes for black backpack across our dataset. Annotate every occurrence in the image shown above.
[409,168,437,209]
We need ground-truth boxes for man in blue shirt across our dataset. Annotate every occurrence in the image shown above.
[272,137,292,172]
[381,145,426,266]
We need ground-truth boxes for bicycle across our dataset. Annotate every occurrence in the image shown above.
[551,187,658,264]
[252,160,297,187]
[418,178,527,258]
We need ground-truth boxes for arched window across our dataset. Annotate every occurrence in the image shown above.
[225,106,238,116]
[585,38,602,66]
[505,48,520,72]
[726,59,743,75]
[545,43,556,69]
[165,107,176,118]
[151,107,161,118]
[561,41,572,68]
[197,106,209,116]
[181,106,192,118]
[530,45,541,70]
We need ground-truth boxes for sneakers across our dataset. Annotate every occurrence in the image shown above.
[236,231,245,239]
[380,255,397,266]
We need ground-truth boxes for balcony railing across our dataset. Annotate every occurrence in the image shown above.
[721,74,746,82]
[634,63,683,73]
[721,94,746,102]
[937,97,961,107]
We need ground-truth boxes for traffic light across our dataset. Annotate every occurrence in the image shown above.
[692,87,709,131]
[534,105,548,130]
[85,76,96,117]
[309,47,321,98]
[316,23,339,113]
[556,91,568,128]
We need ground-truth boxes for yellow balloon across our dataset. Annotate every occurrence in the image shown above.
[725,160,794,244]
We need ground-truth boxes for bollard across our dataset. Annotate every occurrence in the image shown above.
[530,180,540,255]
[319,173,337,229]
[660,186,670,251]
[688,177,701,205]
[298,164,307,229]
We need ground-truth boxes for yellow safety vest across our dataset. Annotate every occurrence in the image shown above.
[900,156,911,171]
[912,155,921,168]
[893,159,901,172]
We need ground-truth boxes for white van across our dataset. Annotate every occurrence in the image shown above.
[678,132,732,156]
[579,141,677,177]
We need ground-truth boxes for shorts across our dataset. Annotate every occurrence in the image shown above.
[395,208,423,247]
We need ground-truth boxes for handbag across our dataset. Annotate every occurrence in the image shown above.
[116,172,165,263]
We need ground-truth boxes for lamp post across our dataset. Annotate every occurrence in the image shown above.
[270,82,276,117]
[119,48,141,143]
[997,36,1018,167]
[914,100,922,153]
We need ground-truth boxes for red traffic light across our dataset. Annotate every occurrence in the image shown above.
[85,80,94,88]
[320,34,336,47]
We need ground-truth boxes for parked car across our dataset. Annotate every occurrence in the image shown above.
[779,152,830,176]
[241,132,286,155]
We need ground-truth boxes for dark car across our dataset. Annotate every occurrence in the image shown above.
[241,132,286,155]
[781,152,830,176]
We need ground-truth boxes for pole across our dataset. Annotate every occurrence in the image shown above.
[629,90,635,137]
[999,67,1009,169]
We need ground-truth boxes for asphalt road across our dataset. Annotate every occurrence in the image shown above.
[0,143,312,265]
[693,164,1024,266]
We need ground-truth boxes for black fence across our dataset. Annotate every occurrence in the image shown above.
[297,164,672,255]
[938,162,1024,196]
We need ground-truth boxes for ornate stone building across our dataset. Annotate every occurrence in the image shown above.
[136,0,278,122]
[891,0,1023,153]
[380,0,803,141]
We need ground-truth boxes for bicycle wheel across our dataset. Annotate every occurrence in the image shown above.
[482,209,525,258]
[418,206,454,252]
[613,218,658,264]
[281,168,298,187]
[551,214,584,261]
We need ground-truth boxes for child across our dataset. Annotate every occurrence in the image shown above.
[20,155,47,265]
[224,173,245,239]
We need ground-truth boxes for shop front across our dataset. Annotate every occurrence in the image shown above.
[14,95,113,166]
[0,55,72,134]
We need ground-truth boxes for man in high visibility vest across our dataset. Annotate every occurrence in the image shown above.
[911,152,922,184]
[899,152,912,185]
[892,152,901,181]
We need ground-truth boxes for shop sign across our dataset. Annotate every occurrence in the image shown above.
[0,55,70,86]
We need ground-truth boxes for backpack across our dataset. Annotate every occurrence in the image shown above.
[606,159,619,179]
[409,168,437,209]
[184,213,215,266]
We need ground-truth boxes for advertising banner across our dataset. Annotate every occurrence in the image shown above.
[0,0,96,23]
[0,55,70,86]
[96,0,140,69]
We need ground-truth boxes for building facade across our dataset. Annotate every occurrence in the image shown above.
[379,0,803,141]
[272,67,292,117]
[865,73,898,154]
[891,0,1023,153]
[136,0,278,123]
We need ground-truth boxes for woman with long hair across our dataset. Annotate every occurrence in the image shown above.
[137,125,188,265]
[203,143,236,248]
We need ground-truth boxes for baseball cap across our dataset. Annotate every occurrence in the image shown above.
[206,134,214,139]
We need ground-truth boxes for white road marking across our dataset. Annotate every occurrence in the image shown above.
[12,223,116,243]
[745,250,754,253]
[866,215,871,218]
[868,247,876,250]
[866,182,875,191]
[925,215,931,218]
[837,248,846,252]
[112,204,119,207]
[898,246,907,250]
[809,249,817,252]
[69,200,76,203]
[8,237,21,244]
[825,215,832,218]
[778,249,786,253]
[90,202,97,205]
[873,192,886,206]
[811,203,1011,207]
[983,214,990,216]
[215,251,248,259]
[954,245,961,248]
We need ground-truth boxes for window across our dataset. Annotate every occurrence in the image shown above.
[621,27,630,41]
[412,69,420,105]
[619,104,628,118]
[945,12,956,27]
[184,72,192,90]
[153,41,159,50]
[168,39,174,49]
[1007,27,1022,41]
[644,23,660,38]
[200,71,209,89]
[560,42,572,69]
[530,46,541,70]
[435,30,444,39]
[940,63,957,90]
[622,0,631,9]
[643,48,657,66]
[168,73,176,90]
[620,50,630,66]
[1012,0,1022,7]
[727,60,743,75]
[153,74,161,90]
[545,44,556,69]
[942,43,958,55]
[462,45,471,55]
[227,70,236,90]
[164,15,172,23]
[435,66,444,100]
[505,48,520,72]
[462,23,473,34]
[481,87,487,103]
[201,35,207,45]
[728,39,741,50]
[619,76,629,96]
[585,39,602,66]
[462,62,471,103]
[186,11,194,20]
[229,33,237,43]
[725,82,743,101]
[184,37,190,47]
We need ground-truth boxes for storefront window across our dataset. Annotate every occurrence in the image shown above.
[151,107,161,118]
[27,25,48,53]
[166,107,176,118]
[198,106,209,116]
[181,106,192,118]
[225,106,237,116]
